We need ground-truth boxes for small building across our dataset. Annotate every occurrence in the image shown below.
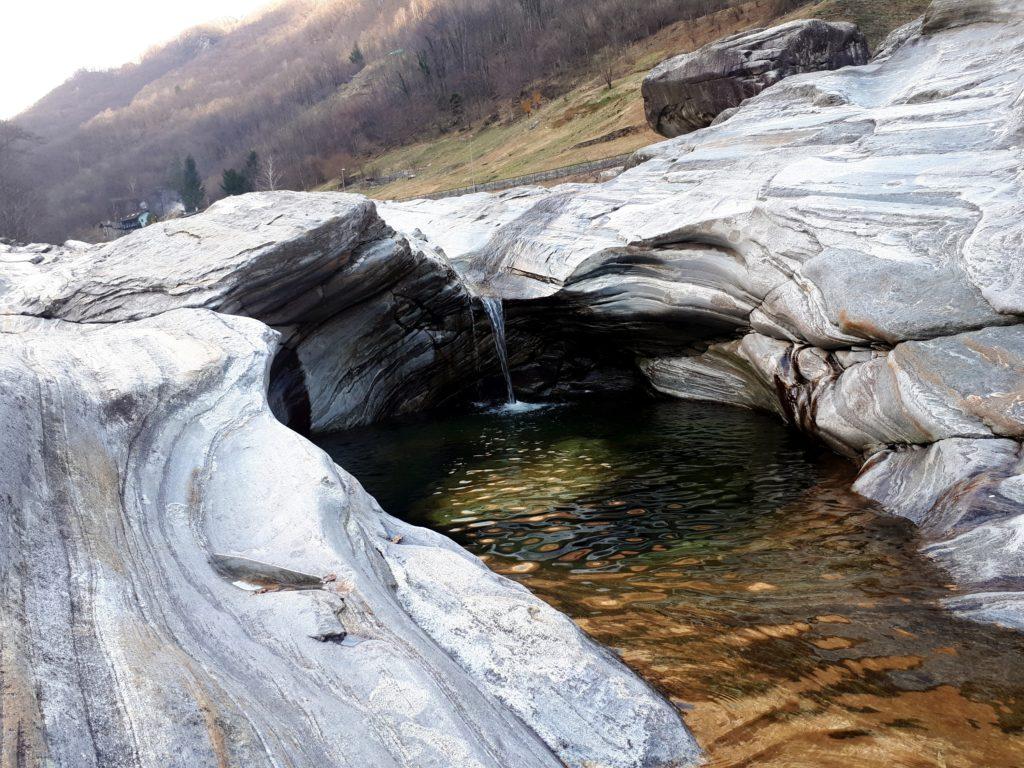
[99,202,153,234]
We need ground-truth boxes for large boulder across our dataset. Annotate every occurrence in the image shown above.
[0,186,704,768]
[641,19,869,137]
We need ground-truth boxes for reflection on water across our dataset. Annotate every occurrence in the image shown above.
[318,397,1024,767]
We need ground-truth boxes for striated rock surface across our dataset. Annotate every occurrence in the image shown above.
[5,2,1024,763]
[0,205,700,763]
[641,19,869,137]
[381,0,1024,629]
[0,191,476,432]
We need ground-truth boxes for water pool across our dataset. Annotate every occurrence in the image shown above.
[319,397,1024,767]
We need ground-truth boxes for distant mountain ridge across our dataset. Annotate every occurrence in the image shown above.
[18,28,224,143]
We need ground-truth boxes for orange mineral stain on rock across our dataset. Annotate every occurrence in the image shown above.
[843,655,923,676]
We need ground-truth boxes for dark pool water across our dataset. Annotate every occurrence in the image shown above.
[318,397,1024,767]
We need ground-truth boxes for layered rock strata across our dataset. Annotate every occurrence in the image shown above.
[381,1,1024,629]
[1,192,474,433]
[0,202,700,764]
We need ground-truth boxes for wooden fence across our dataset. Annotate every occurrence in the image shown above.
[401,153,633,201]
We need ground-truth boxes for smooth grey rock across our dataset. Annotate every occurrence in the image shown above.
[4,3,1024,762]
[642,20,869,137]
[645,325,1024,457]
[0,309,699,768]
[944,591,1024,631]
[0,191,476,432]
[383,6,1024,348]
[871,17,923,63]
[812,326,1024,453]
[855,438,1024,629]
[922,0,1024,33]
[640,336,788,415]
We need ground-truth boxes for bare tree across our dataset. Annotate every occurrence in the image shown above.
[15,0,750,240]
[258,151,283,191]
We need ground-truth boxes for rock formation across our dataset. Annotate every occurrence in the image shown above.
[1,192,479,433]
[382,1,1024,630]
[5,2,1024,765]
[0,199,699,765]
[641,19,869,137]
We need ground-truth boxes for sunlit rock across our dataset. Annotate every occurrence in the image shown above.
[381,1,1024,628]
[0,191,476,432]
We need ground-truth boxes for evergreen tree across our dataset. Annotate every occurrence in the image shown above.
[349,43,365,68]
[220,168,250,196]
[179,155,205,212]
[221,151,260,197]
[243,151,260,188]
[167,156,183,193]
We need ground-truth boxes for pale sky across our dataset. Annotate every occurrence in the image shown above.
[1,0,275,118]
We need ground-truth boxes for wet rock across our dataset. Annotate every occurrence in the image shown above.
[641,20,869,137]
[855,438,1024,629]
[644,326,1024,456]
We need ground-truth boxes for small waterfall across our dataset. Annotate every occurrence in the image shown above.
[468,301,481,395]
[479,296,516,404]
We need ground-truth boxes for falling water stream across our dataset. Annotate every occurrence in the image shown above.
[479,297,516,404]
[318,397,1024,767]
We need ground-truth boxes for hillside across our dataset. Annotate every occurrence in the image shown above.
[342,0,928,200]
[340,0,803,200]
[10,0,927,242]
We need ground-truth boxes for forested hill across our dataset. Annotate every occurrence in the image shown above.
[9,0,925,242]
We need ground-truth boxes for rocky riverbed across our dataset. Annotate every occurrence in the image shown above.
[2,1,1023,766]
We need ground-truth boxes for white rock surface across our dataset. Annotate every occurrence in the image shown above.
[5,3,1024,763]
[383,3,1024,346]
[1,191,478,432]
[0,308,698,767]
